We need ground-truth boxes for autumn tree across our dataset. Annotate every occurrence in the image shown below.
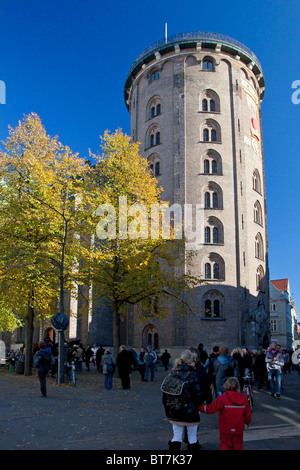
[82,131,200,355]
[0,113,92,377]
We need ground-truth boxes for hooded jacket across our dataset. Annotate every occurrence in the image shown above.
[213,355,240,394]
[199,391,251,434]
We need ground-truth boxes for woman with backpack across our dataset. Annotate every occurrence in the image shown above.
[161,349,203,451]
[101,349,116,390]
[33,341,55,398]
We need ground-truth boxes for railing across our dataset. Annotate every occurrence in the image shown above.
[126,31,262,80]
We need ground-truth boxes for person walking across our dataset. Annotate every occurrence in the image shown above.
[199,376,252,450]
[143,345,157,382]
[101,349,116,390]
[160,350,171,371]
[84,345,93,371]
[203,346,219,399]
[138,347,146,380]
[265,343,284,397]
[162,349,203,451]
[33,341,55,398]
[254,349,268,390]
[96,345,105,372]
[213,346,240,396]
[116,345,136,390]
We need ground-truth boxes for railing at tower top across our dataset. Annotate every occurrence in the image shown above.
[126,31,262,78]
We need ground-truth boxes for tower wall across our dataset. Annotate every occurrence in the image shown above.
[124,32,269,351]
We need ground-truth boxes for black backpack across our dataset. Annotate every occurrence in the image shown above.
[39,353,52,369]
[161,371,193,413]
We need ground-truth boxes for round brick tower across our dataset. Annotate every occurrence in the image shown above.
[124,31,270,352]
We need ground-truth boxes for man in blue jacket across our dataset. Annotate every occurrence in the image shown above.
[33,341,55,397]
[213,346,240,396]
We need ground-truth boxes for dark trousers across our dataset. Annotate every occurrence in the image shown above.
[38,370,47,397]
[119,372,130,389]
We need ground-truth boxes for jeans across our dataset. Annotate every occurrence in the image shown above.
[104,373,113,390]
[268,369,282,394]
[145,363,155,381]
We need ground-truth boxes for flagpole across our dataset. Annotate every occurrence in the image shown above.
[165,22,167,43]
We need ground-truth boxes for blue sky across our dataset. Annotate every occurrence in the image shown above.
[0,0,299,311]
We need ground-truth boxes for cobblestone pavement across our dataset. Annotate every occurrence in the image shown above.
[0,364,300,452]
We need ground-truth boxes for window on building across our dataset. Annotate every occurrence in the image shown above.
[202,99,208,111]
[210,99,215,112]
[205,227,211,243]
[203,128,209,141]
[211,160,217,174]
[271,319,277,332]
[213,263,220,279]
[204,159,210,173]
[253,169,262,194]
[213,227,219,244]
[205,263,211,279]
[212,192,218,208]
[204,192,210,208]
[203,60,214,71]
[211,129,217,142]
[150,70,159,82]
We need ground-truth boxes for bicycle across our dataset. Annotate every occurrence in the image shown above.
[243,370,254,410]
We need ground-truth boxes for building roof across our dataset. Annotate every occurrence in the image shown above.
[270,279,289,292]
[124,31,265,107]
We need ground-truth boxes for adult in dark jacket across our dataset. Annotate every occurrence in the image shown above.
[231,348,245,391]
[116,345,136,389]
[85,345,94,371]
[33,341,55,397]
[213,346,240,396]
[162,349,203,451]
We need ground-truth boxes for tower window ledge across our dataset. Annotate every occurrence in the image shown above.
[198,172,223,176]
[145,143,162,151]
[203,243,224,247]
[198,111,221,115]
[198,140,222,144]
[201,317,226,321]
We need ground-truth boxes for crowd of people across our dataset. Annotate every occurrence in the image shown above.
[9,336,298,450]
[161,342,299,451]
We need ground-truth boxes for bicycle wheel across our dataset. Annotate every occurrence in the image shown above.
[248,387,254,410]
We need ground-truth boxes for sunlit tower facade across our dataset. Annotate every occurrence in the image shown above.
[124,31,270,351]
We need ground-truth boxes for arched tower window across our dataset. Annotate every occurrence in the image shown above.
[148,153,161,177]
[200,89,220,113]
[146,96,162,121]
[201,119,221,143]
[203,289,224,318]
[253,169,262,194]
[203,182,223,209]
[203,253,225,280]
[146,124,161,149]
[254,200,263,226]
[202,57,215,71]
[255,233,264,260]
[201,150,222,175]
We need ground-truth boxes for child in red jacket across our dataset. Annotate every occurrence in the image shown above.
[199,376,251,450]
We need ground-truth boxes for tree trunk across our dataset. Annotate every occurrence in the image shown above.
[24,294,34,376]
[112,299,120,358]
